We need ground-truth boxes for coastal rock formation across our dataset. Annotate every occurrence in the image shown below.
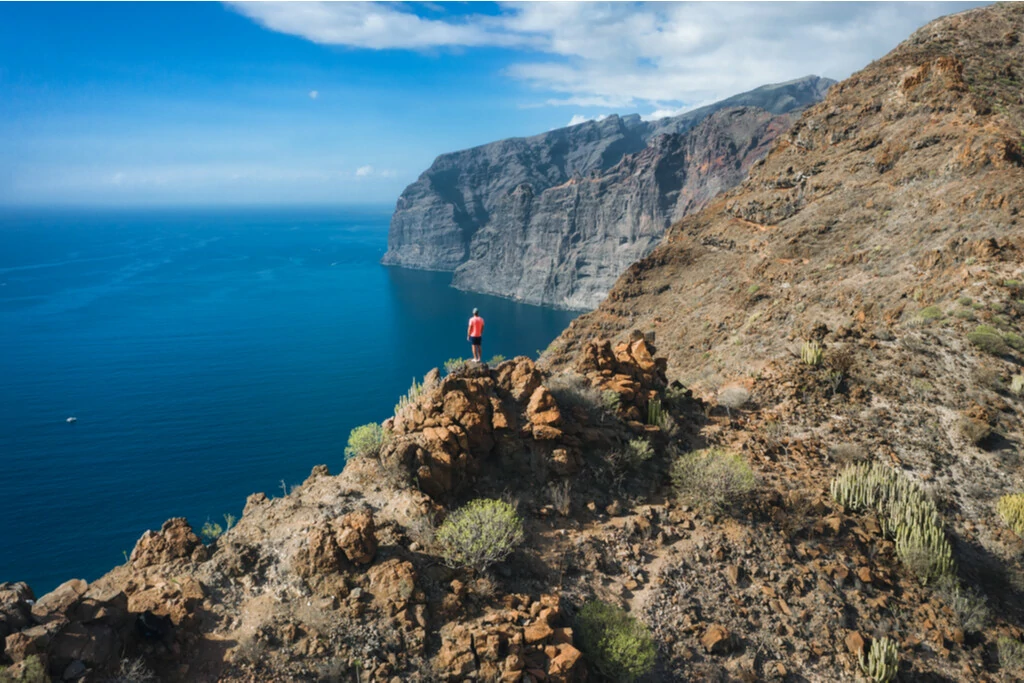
[383,77,833,309]
[10,5,1024,682]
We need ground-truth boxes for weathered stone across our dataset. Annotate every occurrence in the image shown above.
[32,579,88,623]
[130,518,202,568]
[336,509,378,565]
[701,624,733,654]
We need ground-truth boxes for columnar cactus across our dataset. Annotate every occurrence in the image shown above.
[647,398,664,427]
[860,636,898,683]
[830,462,954,584]
[801,340,824,366]
[998,493,1024,535]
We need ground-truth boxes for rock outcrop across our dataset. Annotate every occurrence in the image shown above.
[383,76,833,309]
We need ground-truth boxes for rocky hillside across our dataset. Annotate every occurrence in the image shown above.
[383,76,832,309]
[7,5,1024,683]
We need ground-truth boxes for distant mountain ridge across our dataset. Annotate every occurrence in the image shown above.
[382,75,834,308]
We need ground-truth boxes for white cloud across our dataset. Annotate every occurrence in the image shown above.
[567,113,609,127]
[354,165,396,178]
[355,165,374,177]
[308,90,319,99]
[231,1,988,112]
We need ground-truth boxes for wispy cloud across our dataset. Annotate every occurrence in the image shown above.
[567,113,609,127]
[355,165,395,179]
[230,1,986,115]
[308,90,319,99]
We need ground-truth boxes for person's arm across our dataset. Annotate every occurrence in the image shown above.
[467,320,472,340]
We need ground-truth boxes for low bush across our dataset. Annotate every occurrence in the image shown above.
[670,448,755,514]
[436,498,524,572]
[344,423,389,461]
[968,325,1009,356]
[830,443,867,466]
[602,390,622,412]
[998,493,1024,536]
[444,357,466,374]
[487,354,506,365]
[999,636,1024,672]
[576,601,656,683]
[548,373,604,415]
[935,576,990,632]
[958,296,974,306]
[717,385,750,416]
[860,636,898,683]
[0,656,47,683]
[953,308,976,320]
[1012,374,1024,395]
[917,305,943,322]
[958,416,991,446]
[1005,332,1024,352]
[831,462,953,584]
[108,657,158,683]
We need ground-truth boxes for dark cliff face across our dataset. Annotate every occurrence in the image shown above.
[450,107,797,309]
[382,76,833,307]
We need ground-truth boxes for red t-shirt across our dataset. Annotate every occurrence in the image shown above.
[468,316,484,337]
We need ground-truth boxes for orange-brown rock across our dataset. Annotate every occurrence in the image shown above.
[129,518,203,569]
[336,509,378,565]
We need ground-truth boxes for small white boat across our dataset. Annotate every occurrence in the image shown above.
[66,417,77,423]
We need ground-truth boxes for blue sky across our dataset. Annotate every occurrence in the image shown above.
[0,1,987,207]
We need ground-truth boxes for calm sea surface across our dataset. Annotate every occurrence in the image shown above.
[0,207,578,594]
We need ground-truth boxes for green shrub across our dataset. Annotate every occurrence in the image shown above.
[958,296,974,306]
[990,301,1006,313]
[487,354,506,365]
[665,384,689,407]
[917,305,943,322]
[1005,332,1024,352]
[999,636,1024,672]
[968,325,1009,355]
[344,423,389,461]
[444,357,466,374]
[935,576,989,632]
[747,283,760,295]
[859,636,898,683]
[435,499,524,572]
[953,308,976,320]
[577,601,656,683]
[200,513,236,542]
[0,656,47,683]
[670,448,755,515]
[1012,374,1024,395]
[998,493,1024,536]
[602,390,622,411]
[830,462,953,584]
[801,340,823,366]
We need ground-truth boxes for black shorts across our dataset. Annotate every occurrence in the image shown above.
[470,336,482,346]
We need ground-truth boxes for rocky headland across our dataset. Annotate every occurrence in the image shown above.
[6,3,1024,683]
[382,76,832,309]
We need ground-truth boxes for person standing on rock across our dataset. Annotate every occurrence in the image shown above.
[467,308,485,362]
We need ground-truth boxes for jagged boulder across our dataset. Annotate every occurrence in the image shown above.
[130,517,205,568]
[295,509,379,577]
[0,582,34,649]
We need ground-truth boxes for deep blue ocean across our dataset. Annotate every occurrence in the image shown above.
[0,207,578,595]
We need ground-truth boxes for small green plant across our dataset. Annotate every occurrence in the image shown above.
[958,416,991,446]
[201,519,223,541]
[344,422,389,461]
[859,636,898,683]
[109,656,158,683]
[991,301,1006,313]
[646,398,665,427]
[968,325,1009,355]
[935,576,989,632]
[917,305,943,322]
[998,493,1024,536]
[1012,374,1024,395]
[444,357,466,374]
[435,498,524,572]
[0,655,48,683]
[1005,332,1024,352]
[958,296,974,306]
[801,340,823,366]
[670,448,755,515]
[487,354,506,365]
[602,390,622,412]
[576,601,656,683]
[831,462,953,584]
[998,636,1024,672]
[665,384,689,408]
[953,308,976,320]
[747,283,760,296]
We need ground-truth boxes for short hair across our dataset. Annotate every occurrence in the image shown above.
[472,308,479,315]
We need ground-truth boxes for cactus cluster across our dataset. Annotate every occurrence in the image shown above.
[998,493,1024,536]
[831,462,954,584]
[394,376,424,418]
[801,340,824,366]
[859,636,899,683]
[647,398,664,427]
